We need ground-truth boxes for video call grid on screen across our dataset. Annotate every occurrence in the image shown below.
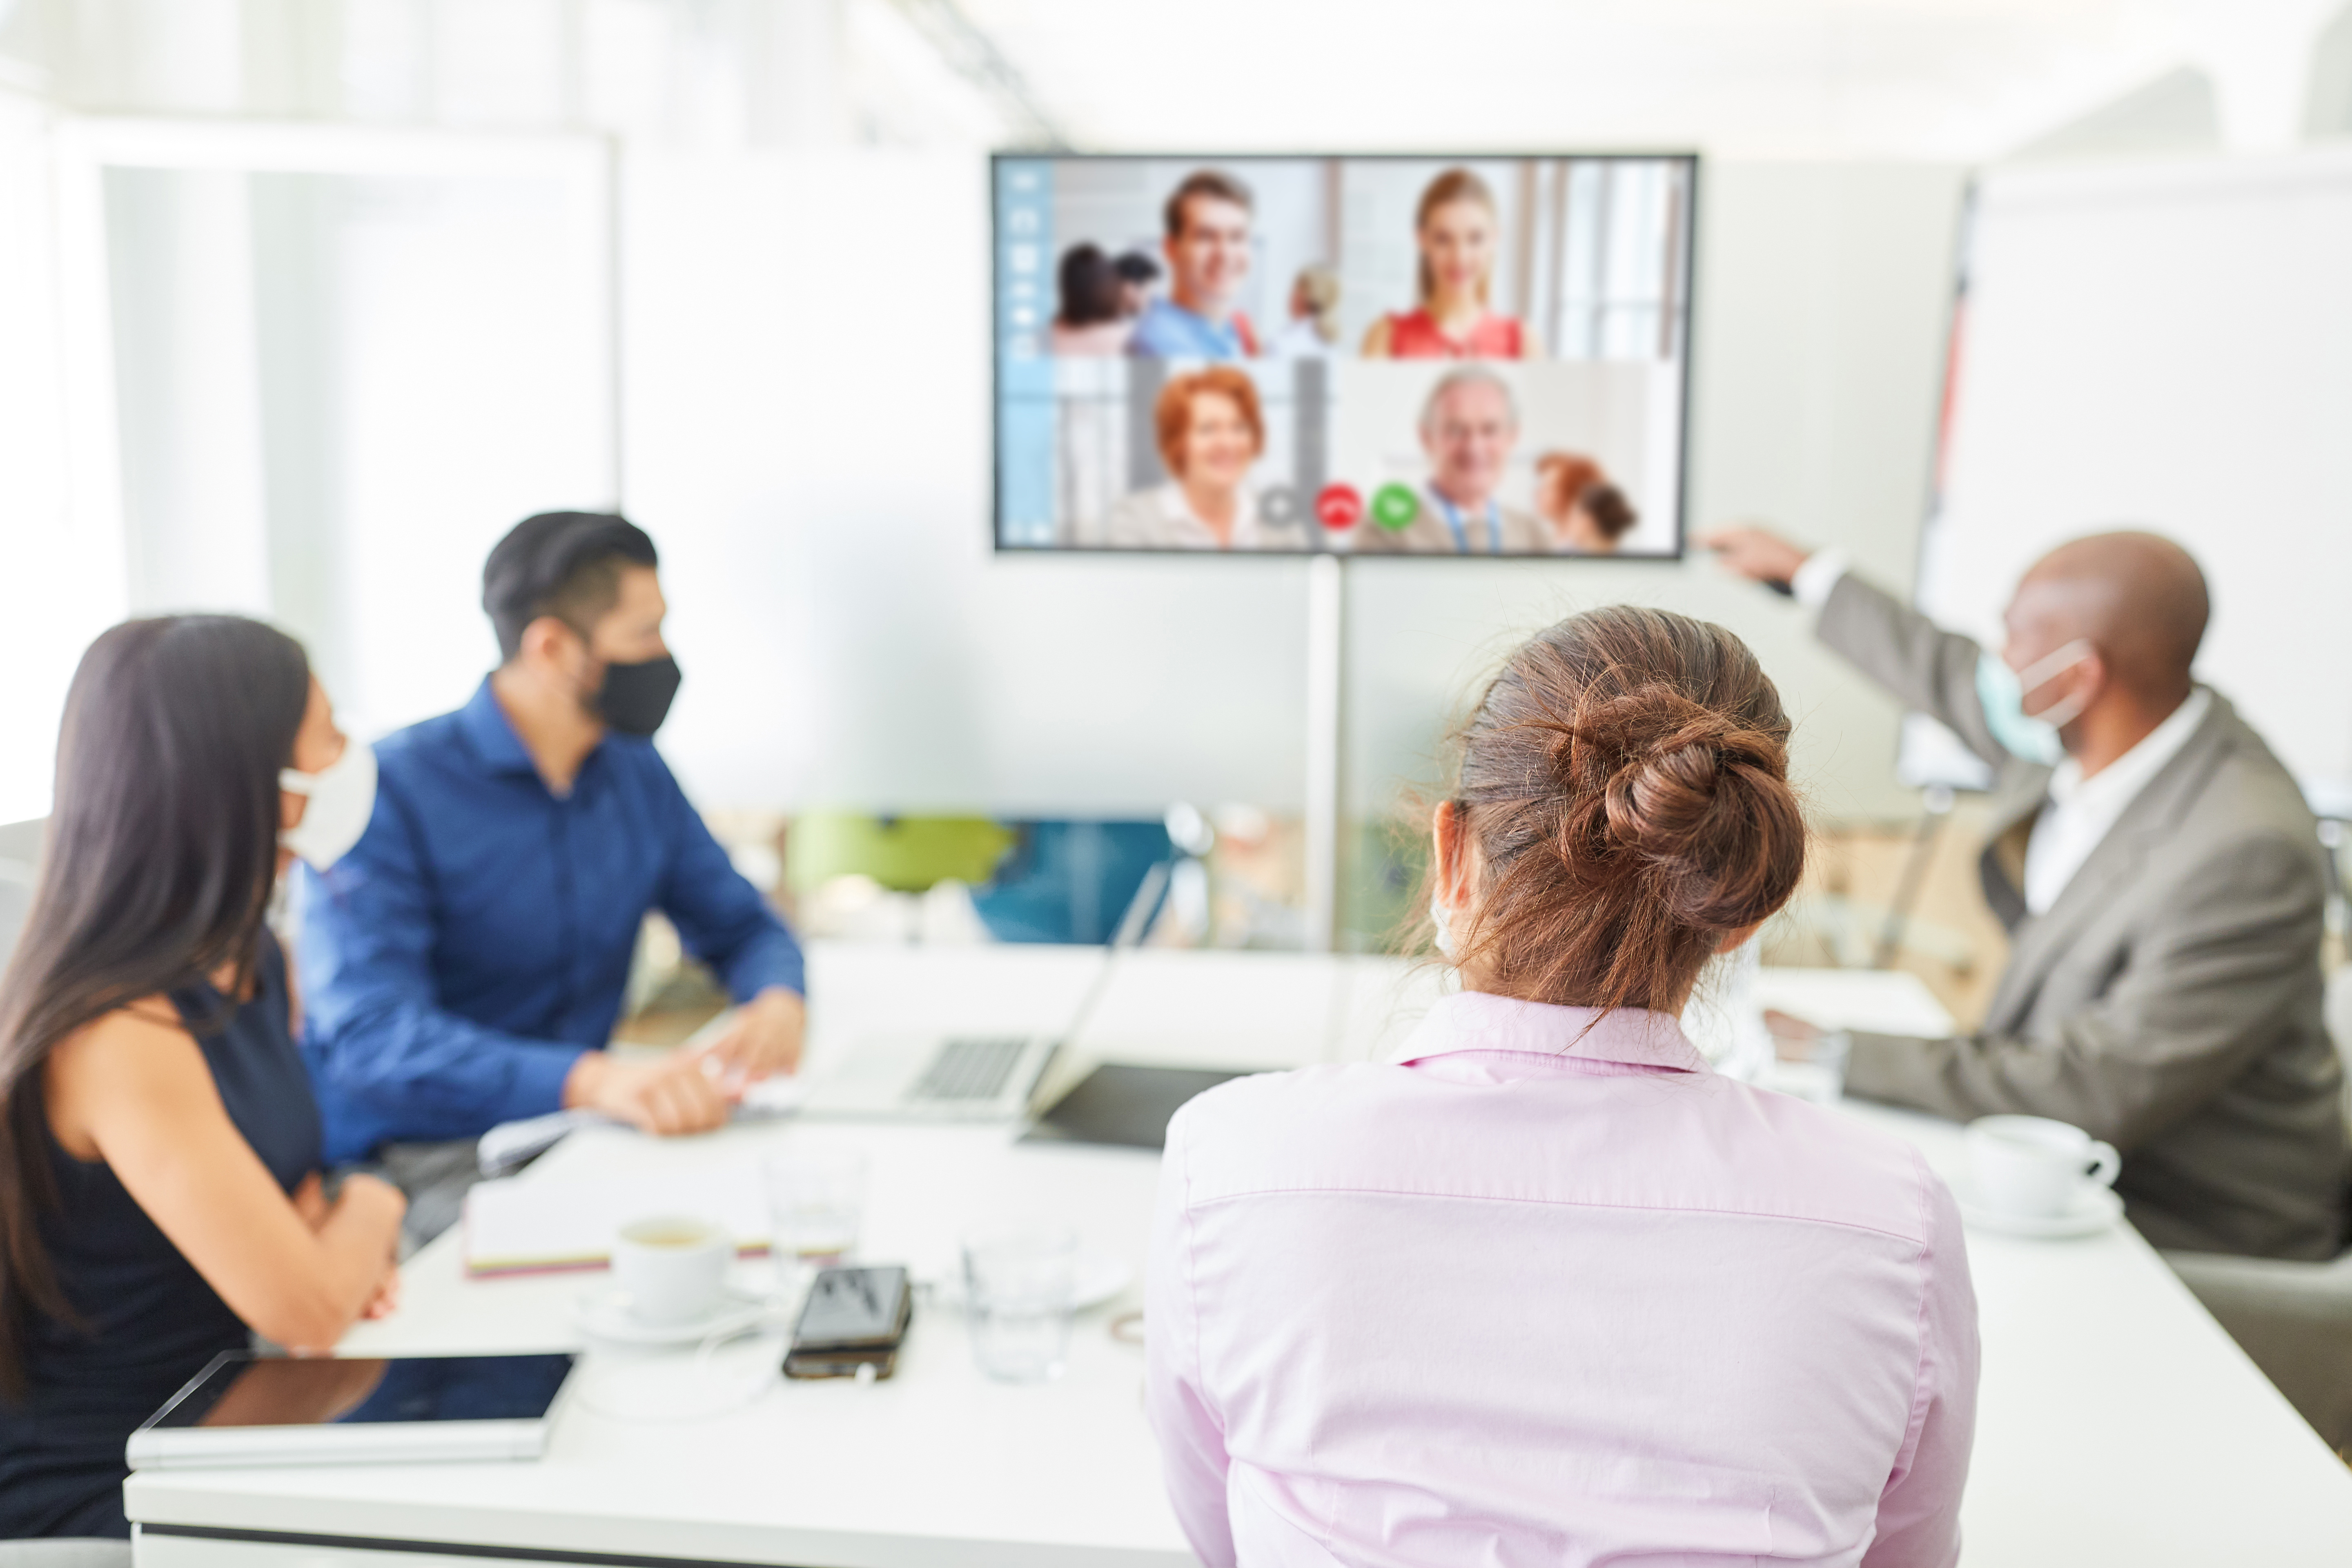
[993,153,1696,559]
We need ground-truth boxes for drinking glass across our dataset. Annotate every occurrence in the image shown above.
[962,1230,1077,1384]
[762,1148,868,1277]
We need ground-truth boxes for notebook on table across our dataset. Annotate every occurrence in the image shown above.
[461,1164,768,1276]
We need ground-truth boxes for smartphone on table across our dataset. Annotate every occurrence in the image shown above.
[784,1265,912,1380]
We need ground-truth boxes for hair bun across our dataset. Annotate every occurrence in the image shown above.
[1442,605,1806,1013]
[1576,686,1804,932]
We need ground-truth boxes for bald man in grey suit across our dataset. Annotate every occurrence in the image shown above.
[1707,526,2345,1261]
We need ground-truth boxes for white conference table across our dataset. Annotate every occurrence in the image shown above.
[126,943,2352,1566]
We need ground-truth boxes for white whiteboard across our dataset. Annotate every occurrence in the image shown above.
[1913,149,2352,814]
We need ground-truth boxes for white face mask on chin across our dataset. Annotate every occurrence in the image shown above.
[1430,892,1460,960]
[280,741,379,871]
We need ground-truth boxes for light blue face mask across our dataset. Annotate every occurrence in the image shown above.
[1975,639,2095,766]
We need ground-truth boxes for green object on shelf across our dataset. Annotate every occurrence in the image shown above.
[785,813,1016,895]
[1341,812,1430,953]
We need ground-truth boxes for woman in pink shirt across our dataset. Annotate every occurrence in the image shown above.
[1147,606,1979,1567]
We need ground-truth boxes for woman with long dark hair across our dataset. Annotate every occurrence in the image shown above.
[0,616,405,1540]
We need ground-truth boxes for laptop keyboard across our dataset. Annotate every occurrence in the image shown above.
[905,1036,1031,1104]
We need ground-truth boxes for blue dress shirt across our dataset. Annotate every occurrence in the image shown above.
[1127,297,1247,360]
[298,678,804,1163]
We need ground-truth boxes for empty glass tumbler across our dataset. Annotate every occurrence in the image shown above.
[762,1147,868,1271]
[962,1230,1078,1384]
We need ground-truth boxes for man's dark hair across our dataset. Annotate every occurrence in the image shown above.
[482,512,658,663]
[1162,170,1253,241]
[1113,250,1161,285]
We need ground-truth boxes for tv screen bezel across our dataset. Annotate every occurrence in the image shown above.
[988,150,1701,562]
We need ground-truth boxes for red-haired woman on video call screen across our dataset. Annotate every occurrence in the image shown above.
[1361,168,1528,361]
[1535,450,1643,553]
[1102,367,1308,551]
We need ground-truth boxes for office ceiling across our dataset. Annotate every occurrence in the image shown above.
[950,0,2348,158]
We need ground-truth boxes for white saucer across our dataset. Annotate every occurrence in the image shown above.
[572,1285,777,1346]
[1954,1178,2124,1239]
[929,1252,1133,1312]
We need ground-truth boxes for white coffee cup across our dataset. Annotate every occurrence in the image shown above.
[611,1215,731,1325]
[1966,1115,2121,1219]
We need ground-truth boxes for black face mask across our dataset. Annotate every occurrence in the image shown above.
[595,654,682,737]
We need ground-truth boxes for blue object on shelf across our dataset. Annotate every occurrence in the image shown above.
[970,821,1174,945]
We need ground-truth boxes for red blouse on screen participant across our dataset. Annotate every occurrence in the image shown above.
[1361,168,1528,361]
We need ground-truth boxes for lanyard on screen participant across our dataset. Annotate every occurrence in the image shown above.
[1432,493,1500,556]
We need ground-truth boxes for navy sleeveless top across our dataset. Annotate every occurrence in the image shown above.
[0,931,320,1539]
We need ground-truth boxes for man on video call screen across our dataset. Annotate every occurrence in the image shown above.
[993,155,1693,558]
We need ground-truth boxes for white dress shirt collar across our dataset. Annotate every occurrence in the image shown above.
[2023,685,2212,915]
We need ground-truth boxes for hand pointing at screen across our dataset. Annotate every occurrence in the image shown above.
[1698,524,1810,586]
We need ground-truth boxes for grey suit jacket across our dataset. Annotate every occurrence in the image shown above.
[1818,572,2347,1260]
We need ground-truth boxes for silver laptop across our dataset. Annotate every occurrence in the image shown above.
[797,1030,1061,1122]
[793,859,1172,1123]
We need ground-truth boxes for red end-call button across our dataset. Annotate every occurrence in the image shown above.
[1314,483,1364,530]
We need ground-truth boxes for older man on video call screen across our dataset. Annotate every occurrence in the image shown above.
[1707,522,2346,1261]
[1354,368,1552,556]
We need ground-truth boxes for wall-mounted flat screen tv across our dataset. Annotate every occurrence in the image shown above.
[992,154,1696,558]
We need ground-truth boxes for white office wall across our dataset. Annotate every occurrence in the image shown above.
[0,86,120,825]
[316,172,614,736]
[65,140,616,753]
[626,151,1310,816]
[104,167,276,617]
[627,154,1964,825]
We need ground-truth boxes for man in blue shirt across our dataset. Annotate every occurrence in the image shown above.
[1127,169,1260,360]
[300,513,806,1187]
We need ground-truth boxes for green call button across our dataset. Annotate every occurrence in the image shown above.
[1371,483,1420,532]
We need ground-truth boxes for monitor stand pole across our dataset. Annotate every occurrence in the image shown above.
[1304,552,1344,953]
